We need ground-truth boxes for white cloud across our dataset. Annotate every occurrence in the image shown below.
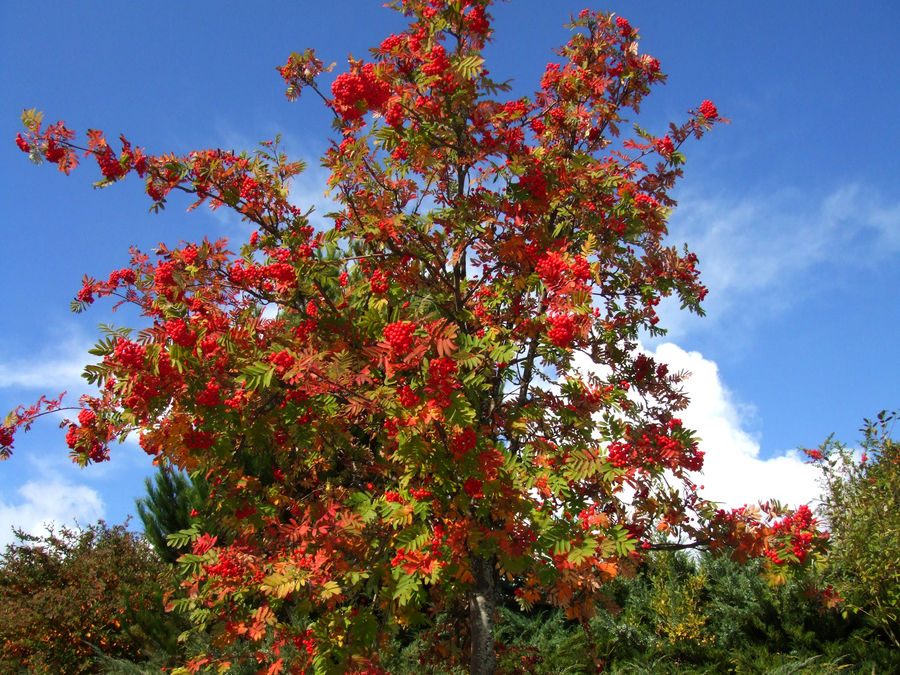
[0,479,105,550]
[0,353,87,391]
[657,183,900,337]
[0,332,95,392]
[648,342,820,509]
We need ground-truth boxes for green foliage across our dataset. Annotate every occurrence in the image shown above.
[135,465,209,564]
[814,410,900,649]
[380,550,898,673]
[381,615,470,674]
[0,521,168,674]
[493,608,590,674]
[94,634,264,675]
[594,551,899,673]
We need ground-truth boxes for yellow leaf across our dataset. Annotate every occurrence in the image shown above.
[319,580,342,600]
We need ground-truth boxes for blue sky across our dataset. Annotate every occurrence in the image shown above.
[2,1,898,546]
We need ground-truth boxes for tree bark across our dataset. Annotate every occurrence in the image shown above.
[469,554,496,675]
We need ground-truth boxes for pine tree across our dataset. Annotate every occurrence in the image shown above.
[136,466,208,564]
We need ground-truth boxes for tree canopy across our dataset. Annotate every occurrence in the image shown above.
[0,522,166,674]
[3,2,828,673]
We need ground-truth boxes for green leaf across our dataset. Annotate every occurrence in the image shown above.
[238,361,277,391]
[349,609,378,644]
[166,525,199,549]
[391,571,421,606]
[455,53,485,79]
[553,538,572,555]
[395,526,428,551]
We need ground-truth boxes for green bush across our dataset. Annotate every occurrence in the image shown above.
[0,521,167,674]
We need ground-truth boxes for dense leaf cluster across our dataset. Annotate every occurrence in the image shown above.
[4,415,898,673]
[812,411,900,650]
[0,522,167,674]
[2,1,833,672]
[386,552,899,673]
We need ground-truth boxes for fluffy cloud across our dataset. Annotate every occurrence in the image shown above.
[0,479,105,550]
[648,342,821,509]
[0,353,87,391]
[657,183,900,337]
[0,328,97,392]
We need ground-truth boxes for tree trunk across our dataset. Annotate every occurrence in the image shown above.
[469,554,496,675]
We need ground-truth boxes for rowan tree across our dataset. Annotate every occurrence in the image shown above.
[4,2,827,673]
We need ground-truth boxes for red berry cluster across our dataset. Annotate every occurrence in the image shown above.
[615,16,633,37]
[379,34,404,55]
[112,338,146,368]
[655,134,675,156]
[766,504,820,564]
[108,268,136,286]
[239,175,263,208]
[291,317,318,342]
[0,426,14,450]
[463,477,484,499]
[44,138,66,163]
[203,549,243,580]
[196,381,222,407]
[547,313,575,347]
[535,250,568,288]
[698,99,718,120]
[426,358,458,404]
[466,5,490,37]
[634,193,659,210]
[397,385,419,407]
[421,45,450,78]
[268,349,295,375]
[450,428,477,460]
[607,441,631,468]
[607,422,704,472]
[384,104,404,128]
[64,424,79,449]
[292,629,317,657]
[154,260,176,293]
[384,320,415,353]
[165,318,197,348]
[64,409,107,463]
[370,268,389,294]
[518,166,547,202]
[183,429,215,450]
[331,63,390,121]
[571,255,591,282]
[95,146,126,180]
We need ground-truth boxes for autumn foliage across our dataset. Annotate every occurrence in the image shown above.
[0,522,167,674]
[5,2,828,673]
